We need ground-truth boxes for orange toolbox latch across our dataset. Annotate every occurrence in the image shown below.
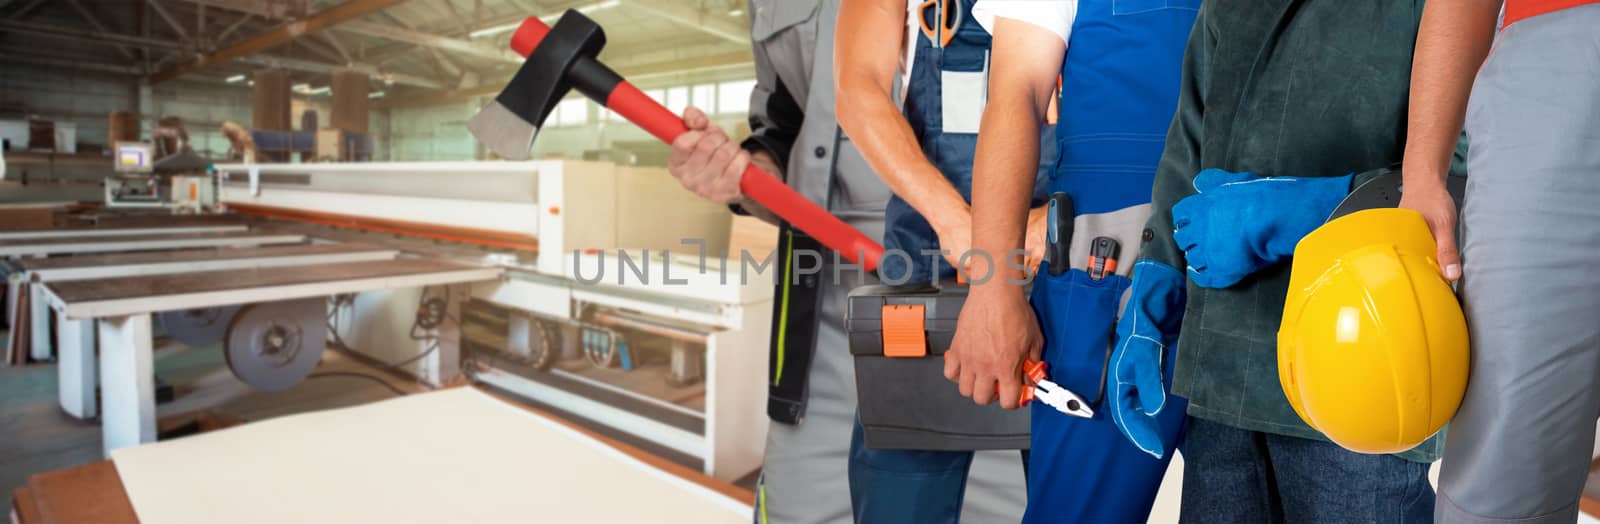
[881,304,927,358]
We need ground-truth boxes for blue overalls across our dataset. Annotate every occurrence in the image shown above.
[875,0,1052,285]
[1023,1,1198,522]
[847,0,1050,522]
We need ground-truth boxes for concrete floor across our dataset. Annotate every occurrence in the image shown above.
[0,335,422,512]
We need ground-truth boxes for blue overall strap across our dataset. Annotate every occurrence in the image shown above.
[1023,1,1199,522]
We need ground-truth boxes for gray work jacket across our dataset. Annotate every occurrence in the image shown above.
[743,0,889,241]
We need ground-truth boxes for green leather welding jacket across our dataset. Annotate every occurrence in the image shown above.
[1141,0,1467,463]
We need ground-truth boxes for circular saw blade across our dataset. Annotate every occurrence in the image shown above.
[225,298,327,391]
[158,306,241,348]
[1328,168,1467,222]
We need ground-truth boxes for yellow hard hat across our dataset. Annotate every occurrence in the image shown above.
[1278,208,1468,454]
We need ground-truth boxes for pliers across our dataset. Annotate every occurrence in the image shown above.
[1019,359,1094,418]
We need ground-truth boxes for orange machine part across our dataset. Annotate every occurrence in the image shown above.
[881,304,928,358]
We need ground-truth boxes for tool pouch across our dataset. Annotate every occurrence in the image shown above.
[767,225,824,425]
[846,283,1030,450]
[1030,263,1132,414]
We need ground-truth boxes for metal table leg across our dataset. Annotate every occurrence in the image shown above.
[98,313,155,456]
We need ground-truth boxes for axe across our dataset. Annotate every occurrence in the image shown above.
[468,11,885,271]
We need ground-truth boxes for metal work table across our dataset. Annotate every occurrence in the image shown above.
[37,258,504,455]
[7,244,403,419]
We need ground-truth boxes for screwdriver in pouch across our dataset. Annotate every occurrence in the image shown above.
[1047,193,1074,276]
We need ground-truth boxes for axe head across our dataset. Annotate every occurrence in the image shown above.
[469,11,607,160]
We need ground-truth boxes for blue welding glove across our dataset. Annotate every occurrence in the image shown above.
[1172,169,1353,288]
[1108,260,1186,459]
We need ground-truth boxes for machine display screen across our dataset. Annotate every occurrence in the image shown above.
[115,142,154,173]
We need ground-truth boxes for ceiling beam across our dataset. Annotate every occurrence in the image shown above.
[215,12,254,44]
[237,55,443,89]
[4,0,46,20]
[0,15,434,89]
[0,18,183,53]
[150,0,407,84]
[338,20,519,63]
[0,52,146,75]
[619,0,746,44]
[320,31,351,63]
[147,0,192,40]
[180,0,308,19]
[65,0,141,60]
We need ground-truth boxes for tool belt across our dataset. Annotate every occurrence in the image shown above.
[845,283,1030,450]
[766,225,824,425]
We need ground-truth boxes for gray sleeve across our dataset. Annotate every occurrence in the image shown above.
[739,0,803,175]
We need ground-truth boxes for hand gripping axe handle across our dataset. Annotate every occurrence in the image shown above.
[469,11,885,271]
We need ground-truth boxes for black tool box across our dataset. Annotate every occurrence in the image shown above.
[846,283,1030,450]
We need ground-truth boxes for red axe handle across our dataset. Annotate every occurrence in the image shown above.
[510,17,884,271]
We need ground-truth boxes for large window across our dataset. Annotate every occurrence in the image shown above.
[665,86,690,116]
[530,80,759,130]
[692,84,717,113]
[717,79,757,114]
[554,98,588,126]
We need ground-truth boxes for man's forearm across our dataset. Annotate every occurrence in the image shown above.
[970,18,1063,291]
[835,0,967,230]
[836,85,966,226]
[970,94,1045,289]
[1404,0,1501,187]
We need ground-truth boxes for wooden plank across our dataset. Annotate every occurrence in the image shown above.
[12,487,43,524]
[227,202,539,252]
[0,225,247,241]
[51,259,484,303]
[0,232,277,248]
[0,233,304,258]
[68,215,246,229]
[46,259,502,319]
[0,209,54,231]
[25,461,138,524]
[15,244,392,271]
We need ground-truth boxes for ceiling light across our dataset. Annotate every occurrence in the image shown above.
[727,8,744,16]
[368,91,386,99]
[225,74,246,83]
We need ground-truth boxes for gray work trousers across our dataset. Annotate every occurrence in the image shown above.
[1438,5,1600,523]
[756,272,1026,524]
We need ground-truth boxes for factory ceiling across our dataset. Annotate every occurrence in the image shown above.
[0,0,754,108]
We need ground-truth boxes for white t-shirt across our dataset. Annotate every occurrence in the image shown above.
[972,0,1079,46]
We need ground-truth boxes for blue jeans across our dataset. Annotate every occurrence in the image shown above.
[1180,417,1433,524]
[847,416,1027,524]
